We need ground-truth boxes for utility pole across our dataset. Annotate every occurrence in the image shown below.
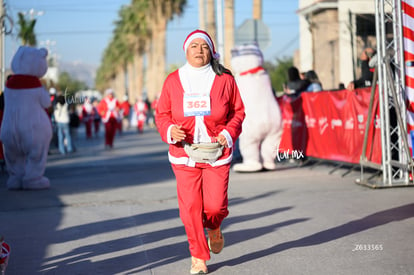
[253,0,262,44]
[253,0,262,20]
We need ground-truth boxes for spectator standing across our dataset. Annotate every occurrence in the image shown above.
[305,70,323,92]
[82,97,94,139]
[284,66,310,97]
[69,104,80,152]
[92,99,101,137]
[48,87,58,150]
[347,47,376,90]
[54,95,73,155]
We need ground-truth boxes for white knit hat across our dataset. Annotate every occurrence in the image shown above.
[183,29,220,59]
[105,88,114,95]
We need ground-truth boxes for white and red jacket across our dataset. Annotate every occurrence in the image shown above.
[98,96,120,123]
[156,68,245,167]
[134,100,148,122]
[82,100,94,123]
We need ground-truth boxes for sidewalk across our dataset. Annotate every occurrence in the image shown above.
[1,127,414,275]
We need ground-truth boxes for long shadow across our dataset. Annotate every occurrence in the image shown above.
[0,128,175,274]
[228,190,282,207]
[37,203,294,273]
[208,203,414,272]
[38,205,303,274]
[50,205,292,245]
[130,218,309,274]
[223,206,293,227]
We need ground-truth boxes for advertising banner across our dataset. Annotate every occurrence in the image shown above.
[277,88,381,164]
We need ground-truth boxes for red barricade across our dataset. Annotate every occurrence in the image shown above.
[277,87,382,164]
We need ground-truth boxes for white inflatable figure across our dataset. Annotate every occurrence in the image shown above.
[0,46,52,189]
[231,44,283,172]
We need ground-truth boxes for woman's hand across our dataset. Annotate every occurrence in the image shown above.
[171,125,186,142]
[216,134,228,147]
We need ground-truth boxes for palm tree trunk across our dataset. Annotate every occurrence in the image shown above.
[133,53,144,100]
[148,23,166,102]
[199,0,205,30]
[113,72,119,98]
[127,61,135,100]
[153,20,167,101]
[109,76,116,92]
[115,66,126,100]
[147,1,168,102]
[206,0,217,43]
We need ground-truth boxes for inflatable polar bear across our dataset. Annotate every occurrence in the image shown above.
[231,43,283,172]
[0,46,52,190]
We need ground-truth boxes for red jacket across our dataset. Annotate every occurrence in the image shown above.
[156,70,245,166]
[120,101,131,117]
[98,96,120,123]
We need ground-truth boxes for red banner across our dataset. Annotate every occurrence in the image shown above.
[277,87,382,164]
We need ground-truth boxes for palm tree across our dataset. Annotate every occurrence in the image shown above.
[119,1,150,101]
[17,12,37,46]
[97,1,149,99]
[96,29,128,96]
[97,0,187,102]
[97,4,141,97]
[146,0,187,102]
[107,29,130,98]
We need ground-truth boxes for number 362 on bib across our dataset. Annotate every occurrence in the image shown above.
[183,94,211,116]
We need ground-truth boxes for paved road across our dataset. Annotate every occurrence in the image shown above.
[1,127,414,275]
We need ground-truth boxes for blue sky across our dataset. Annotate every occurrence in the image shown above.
[5,0,299,68]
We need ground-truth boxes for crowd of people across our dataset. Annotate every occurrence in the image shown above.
[47,87,157,155]
[0,45,159,190]
[283,46,376,97]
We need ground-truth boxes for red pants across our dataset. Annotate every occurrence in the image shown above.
[172,163,230,260]
[94,120,100,136]
[104,118,118,147]
[117,120,123,134]
[84,120,93,139]
[137,120,144,133]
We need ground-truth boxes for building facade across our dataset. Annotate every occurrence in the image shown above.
[297,0,377,90]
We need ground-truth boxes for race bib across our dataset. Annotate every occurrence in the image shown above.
[183,94,211,116]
